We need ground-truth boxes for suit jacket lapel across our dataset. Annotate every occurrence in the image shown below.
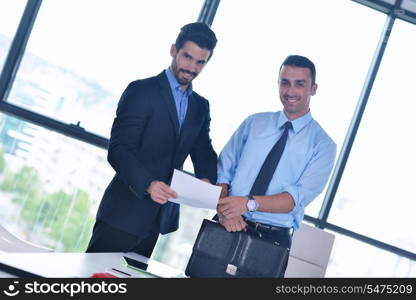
[156,72,180,136]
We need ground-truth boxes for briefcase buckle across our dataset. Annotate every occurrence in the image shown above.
[226,264,237,276]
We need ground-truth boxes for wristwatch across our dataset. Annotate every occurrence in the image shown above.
[247,195,259,212]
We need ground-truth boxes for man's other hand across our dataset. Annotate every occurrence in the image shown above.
[218,215,247,232]
[147,180,177,204]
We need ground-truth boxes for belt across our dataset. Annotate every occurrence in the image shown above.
[245,219,292,235]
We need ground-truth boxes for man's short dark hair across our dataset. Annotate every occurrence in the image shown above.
[175,22,217,60]
[280,55,316,85]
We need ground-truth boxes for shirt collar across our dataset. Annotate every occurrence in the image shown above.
[277,111,313,133]
[165,68,193,96]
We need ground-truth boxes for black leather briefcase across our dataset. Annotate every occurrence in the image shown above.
[185,219,289,278]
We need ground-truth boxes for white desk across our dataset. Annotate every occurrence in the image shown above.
[0,252,186,278]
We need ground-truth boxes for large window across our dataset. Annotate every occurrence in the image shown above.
[0,113,114,251]
[0,0,26,71]
[328,19,416,254]
[202,0,386,217]
[327,232,416,277]
[5,0,203,137]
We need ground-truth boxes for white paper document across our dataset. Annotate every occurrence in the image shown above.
[168,169,221,210]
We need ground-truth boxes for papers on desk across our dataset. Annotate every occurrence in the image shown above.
[168,169,221,210]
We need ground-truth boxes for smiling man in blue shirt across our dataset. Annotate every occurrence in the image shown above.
[216,55,336,277]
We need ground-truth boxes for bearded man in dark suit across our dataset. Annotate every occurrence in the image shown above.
[86,22,218,258]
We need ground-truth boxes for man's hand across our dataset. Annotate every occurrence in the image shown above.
[147,180,177,205]
[217,183,229,198]
[201,178,211,183]
[218,215,247,232]
[217,196,247,218]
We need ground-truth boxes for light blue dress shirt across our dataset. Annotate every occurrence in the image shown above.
[165,68,192,129]
[217,111,336,230]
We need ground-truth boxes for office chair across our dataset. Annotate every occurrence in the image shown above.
[285,222,335,277]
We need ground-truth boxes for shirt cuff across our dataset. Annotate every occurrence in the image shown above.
[216,176,231,185]
[282,185,301,210]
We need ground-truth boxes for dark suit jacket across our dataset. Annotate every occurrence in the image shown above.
[96,71,217,237]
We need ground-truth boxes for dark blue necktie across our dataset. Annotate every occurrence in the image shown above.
[249,121,292,195]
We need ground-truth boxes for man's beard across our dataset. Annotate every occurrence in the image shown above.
[176,68,197,85]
